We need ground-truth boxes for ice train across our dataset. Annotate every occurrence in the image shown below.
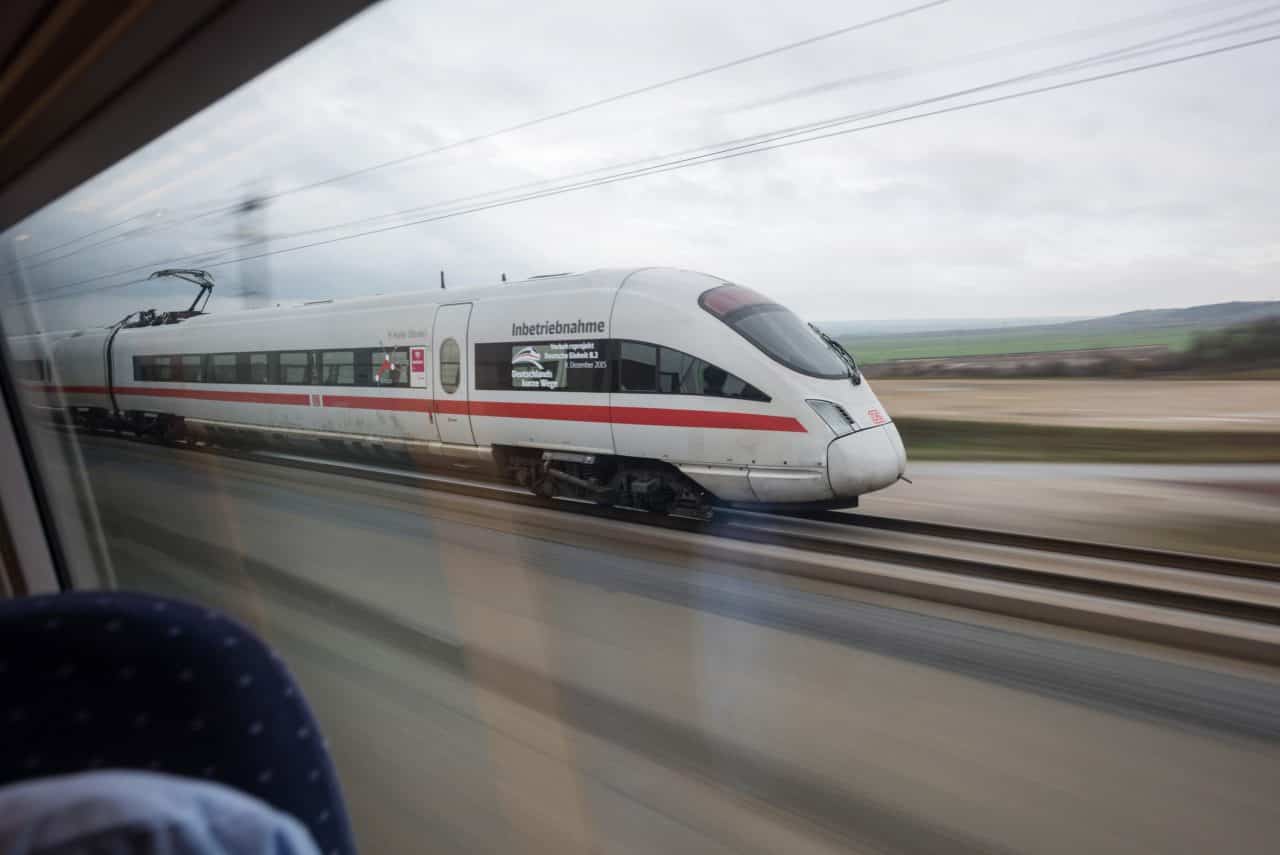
[11,267,907,515]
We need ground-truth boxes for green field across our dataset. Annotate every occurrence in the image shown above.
[843,326,1198,365]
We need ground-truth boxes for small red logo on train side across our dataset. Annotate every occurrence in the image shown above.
[410,347,425,372]
[868,408,887,425]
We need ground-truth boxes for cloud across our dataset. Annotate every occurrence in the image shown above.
[4,0,1278,332]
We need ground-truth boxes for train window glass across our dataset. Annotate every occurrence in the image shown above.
[619,341,657,392]
[14,360,46,382]
[210,354,237,383]
[474,343,509,390]
[134,355,173,382]
[700,284,848,379]
[353,349,374,386]
[321,350,355,385]
[248,353,270,384]
[371,349,407,387]
[658,347,698,394]
[718,372,769,402]
[475,340,608,392]
[440,339,461,393]
[180,355,204,383]
[279,351,312,385]
[628,343,771,400]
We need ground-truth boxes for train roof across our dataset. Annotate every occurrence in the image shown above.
[158,266,723,329]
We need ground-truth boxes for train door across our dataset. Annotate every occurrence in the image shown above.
[432,303,475,445]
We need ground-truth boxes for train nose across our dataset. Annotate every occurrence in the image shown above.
[827,423,907,497]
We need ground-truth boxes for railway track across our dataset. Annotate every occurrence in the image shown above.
[784,509,1279,582]
[61,428,1280,660]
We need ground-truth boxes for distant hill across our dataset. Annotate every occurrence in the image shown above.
[838,300,1280,365]
[1047,301,1280,334]
[816,316,1087,337]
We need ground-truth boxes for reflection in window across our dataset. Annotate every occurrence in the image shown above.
[322,351,355,385]
[211,354,237,383]
[700,283,848,379]
[248,353,270,384]
[658,347,697,394]
[181,355,204,383]
[279,352,312,385]
[619,341,657,392]
[620,341,768,401]
[370,350,407,386]
[440,339,461,393]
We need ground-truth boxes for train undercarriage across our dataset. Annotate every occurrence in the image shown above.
[59,406,715,519]
[499,448,713,519]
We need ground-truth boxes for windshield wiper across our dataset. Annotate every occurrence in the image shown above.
[809,323,862,385]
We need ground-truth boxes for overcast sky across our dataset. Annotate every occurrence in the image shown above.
[3,0,1277,333]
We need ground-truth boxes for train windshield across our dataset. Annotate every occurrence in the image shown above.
[699,284,850,379]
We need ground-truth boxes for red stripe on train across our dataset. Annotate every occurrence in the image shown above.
[470,400,804,431]
[611,405,805,432]
[31,384,108,395]
[117,387,310,406]
[321,395,431,412]
[47,385,807,432]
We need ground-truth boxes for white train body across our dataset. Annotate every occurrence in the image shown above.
[13,268,906,509]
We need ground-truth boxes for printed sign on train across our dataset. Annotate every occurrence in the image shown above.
[409,346,427,388]
[509,340,607,391]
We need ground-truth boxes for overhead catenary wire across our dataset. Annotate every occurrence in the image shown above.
[22,19,1280,311]
[732,0,1278,111]
[5,0,953,274]
[230,8,1280,249]
[12,0,1269,282]
[20,29,1280,308]
[10,0,1267,280]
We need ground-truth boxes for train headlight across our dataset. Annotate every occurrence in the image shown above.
[806,399,857,437]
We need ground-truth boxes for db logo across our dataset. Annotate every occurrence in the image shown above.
[868,408,887,425]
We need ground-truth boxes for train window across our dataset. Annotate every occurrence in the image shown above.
[180,355,204,383]
[278,351,312,385]
[618,341,657,391]
[658,347,697,393]
[475,340,608,392]
[699,284,849,379]
[13,360,46,381]
[320,350,355,385]
[440,339,461,393]
[248,353,270,384]
[371,349,407,387]
[717,371,768,402]
[474,344,508,389]
[210,354,237,383]
[133,355,173,382]
[353,349,374,386]
[617,341,770,401]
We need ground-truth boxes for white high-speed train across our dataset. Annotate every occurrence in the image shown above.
[11,267,907,515]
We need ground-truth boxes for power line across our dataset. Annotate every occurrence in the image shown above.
[12,0,1263,281]
[732,0,1276,111]
[10,211,161,262]
[21,30,1280,307]
[6,0,953,275]
[30,11,1276,302]
[20,1,1265,287]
